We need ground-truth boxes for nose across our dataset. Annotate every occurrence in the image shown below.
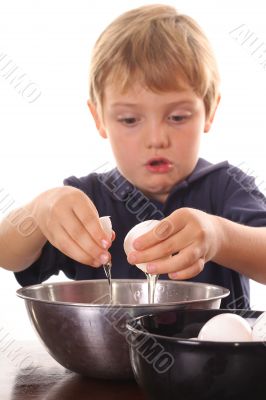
[144,122,170,149]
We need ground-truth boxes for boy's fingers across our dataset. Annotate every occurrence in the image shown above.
[128,225,194,264]
[144,244,203,275]
[51,225,110,267]
[168,258,205,280]
[133,218,181,251]
[72,197,111,249]
[60,210,110,262]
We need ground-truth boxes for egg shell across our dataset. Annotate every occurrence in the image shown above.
[99,216,112,240]
[252,311,266,342]
[124,220,160,273]
[198,313,252,342]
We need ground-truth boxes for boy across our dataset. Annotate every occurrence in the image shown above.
[1,4,266,309]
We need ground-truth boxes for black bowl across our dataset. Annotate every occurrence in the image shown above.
[126,309,266,400]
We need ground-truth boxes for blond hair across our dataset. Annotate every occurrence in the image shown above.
[89,4,220,118]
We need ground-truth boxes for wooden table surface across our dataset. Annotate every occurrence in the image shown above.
[0,339,147,400]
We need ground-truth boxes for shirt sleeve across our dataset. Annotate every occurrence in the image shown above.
[14,241,76,286]
[217,164,266,227]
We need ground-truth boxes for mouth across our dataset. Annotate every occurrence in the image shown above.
[145,157,173,173]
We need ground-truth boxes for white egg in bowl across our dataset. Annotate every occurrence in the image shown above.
[198,313,253,342]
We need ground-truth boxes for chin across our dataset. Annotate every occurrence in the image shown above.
[142,184,173,199]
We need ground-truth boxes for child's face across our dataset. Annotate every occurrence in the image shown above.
[89,82,217,203]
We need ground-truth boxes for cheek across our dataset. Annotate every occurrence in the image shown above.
[174,122,202,155]
[108,129,138,151]
[108,136,135,165]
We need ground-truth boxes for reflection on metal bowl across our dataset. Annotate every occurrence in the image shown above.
[17,279,229,380]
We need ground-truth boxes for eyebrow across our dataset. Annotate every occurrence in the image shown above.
[110,100,195,108]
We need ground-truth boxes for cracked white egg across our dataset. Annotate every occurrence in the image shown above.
[198,313,252,342]
[252,312,266,341]
[123,220,161,273]
[99,216,112,241]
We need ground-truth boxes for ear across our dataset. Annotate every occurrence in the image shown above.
[204,95,221,133]
[87,100,108,139]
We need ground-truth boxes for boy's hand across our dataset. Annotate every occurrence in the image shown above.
[32,187,113,267]
[127,208,219,279]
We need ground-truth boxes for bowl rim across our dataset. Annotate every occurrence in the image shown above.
[16,279,230,308]
[126,309,266,347]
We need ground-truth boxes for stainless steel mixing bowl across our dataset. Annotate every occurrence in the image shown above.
[17,279,229,379]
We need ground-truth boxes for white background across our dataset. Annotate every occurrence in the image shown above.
[1,0,266,339]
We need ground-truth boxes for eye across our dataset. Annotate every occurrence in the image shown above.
[168,115,188,123]
[117,117,138,126]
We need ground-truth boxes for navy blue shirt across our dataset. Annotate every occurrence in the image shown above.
[15,158,266,308]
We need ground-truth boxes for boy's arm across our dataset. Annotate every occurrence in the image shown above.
[0,204,47,272]
[212,216,266,283]
[0,186,112,274]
